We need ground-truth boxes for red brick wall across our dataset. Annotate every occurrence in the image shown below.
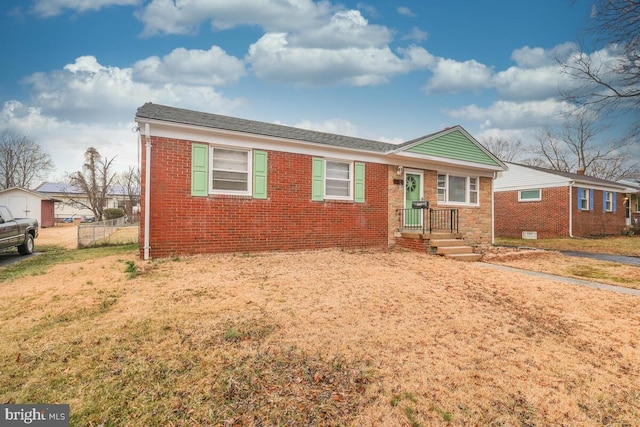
[571,187,626,237]
[140,137,389,258]
[495,186,626,238]
[495,187,570,238]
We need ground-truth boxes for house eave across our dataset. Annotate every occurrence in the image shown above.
[388,151,506,173]
[136,117,395,164]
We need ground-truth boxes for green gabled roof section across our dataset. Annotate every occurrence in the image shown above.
[397,126,504,168]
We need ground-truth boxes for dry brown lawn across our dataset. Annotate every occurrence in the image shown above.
[2,227,639,425]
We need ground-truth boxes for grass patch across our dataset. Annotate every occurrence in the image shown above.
[567,264,636,285]
[2,312,375,426]
[124,260,139,279]
[0,244,138,283]
[495,236,640,256]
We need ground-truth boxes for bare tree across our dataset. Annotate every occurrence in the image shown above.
[562,0,640,138]
[531,109,639,180]
[0,130,54,189]
[66,147,116,220]
[115,166,141,221]
[481,136,525,162]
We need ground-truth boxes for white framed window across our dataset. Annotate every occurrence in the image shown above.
[210,147,251,195]
[518,189,542,202]
[325,160,352,199]
[437,174,479,206]
[604,191,613,212]
[636,196,640,213]
[578,188,591,211]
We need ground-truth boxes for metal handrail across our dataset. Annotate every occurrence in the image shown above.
[397,208,458,234]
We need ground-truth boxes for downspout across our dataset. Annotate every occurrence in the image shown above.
[491,172,496,245]
[143,123,152,260]
[568,181,574,237]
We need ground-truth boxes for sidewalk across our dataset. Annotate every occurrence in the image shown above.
[478,263,640,297]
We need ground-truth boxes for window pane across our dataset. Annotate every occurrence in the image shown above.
[469,177,477,191]
[520,189,540,200]
[449,176,466,203]
[213,171,248,191]
[326,161,350,179]
[325,161,351,197]
[213,149,248,171]
[212,148,248,192]
[326,180,350,197]
[437,174,446,188]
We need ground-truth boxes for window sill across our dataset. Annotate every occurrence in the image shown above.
[210,194,253,199]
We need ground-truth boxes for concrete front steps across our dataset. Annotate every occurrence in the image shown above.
[396,231,482,262]
[430,238,482,262]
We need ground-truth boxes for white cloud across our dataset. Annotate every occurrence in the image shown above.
[21,56,244,123]
[0,100,139,178]
[446,99,575,129]
[397,7,416,17]
[492,65,567,101]
[31,0,139,17]
[247,33,433,86]
[289,10,392,49]
[136,0,334,36]
[291,118,361,137]
[2,56,247,177]
[133,46,246,86]
[423,58,493,93]
[510,42,577,68]
[402,26,428,42]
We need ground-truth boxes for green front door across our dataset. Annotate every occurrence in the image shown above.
[404,173,422,227]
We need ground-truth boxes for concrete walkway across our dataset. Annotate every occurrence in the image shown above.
[478,263,640,297]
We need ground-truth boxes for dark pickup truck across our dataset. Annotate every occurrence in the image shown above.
[0,205,38,255]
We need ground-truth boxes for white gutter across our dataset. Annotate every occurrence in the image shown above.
[143,122,152,260]
[568,181,574,237]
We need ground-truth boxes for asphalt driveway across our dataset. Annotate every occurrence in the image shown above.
[560,251,640,267]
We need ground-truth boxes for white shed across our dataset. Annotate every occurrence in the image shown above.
[0,187,58,228]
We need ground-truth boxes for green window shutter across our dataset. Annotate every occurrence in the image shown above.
[253,150,268,199]
[354,162,365,203]
[191,143,209,197]
[312,157,324,201]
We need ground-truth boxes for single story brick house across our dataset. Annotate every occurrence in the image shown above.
[134,103,506,259]
[493,162,636,238]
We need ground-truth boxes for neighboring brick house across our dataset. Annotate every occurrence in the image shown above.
[494,163,634,238]
[619,178,640,230]
[134,103,506,259]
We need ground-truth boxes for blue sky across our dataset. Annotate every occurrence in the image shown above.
[0,0,602,181]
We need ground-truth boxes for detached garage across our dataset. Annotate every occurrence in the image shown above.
[0,187,58,228]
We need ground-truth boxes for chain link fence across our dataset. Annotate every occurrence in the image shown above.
[77,217,139,248]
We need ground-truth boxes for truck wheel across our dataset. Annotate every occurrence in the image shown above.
[18,234,34,256]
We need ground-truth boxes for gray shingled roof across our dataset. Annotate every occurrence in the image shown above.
[510,162,628,189]
[136,102,396,153]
